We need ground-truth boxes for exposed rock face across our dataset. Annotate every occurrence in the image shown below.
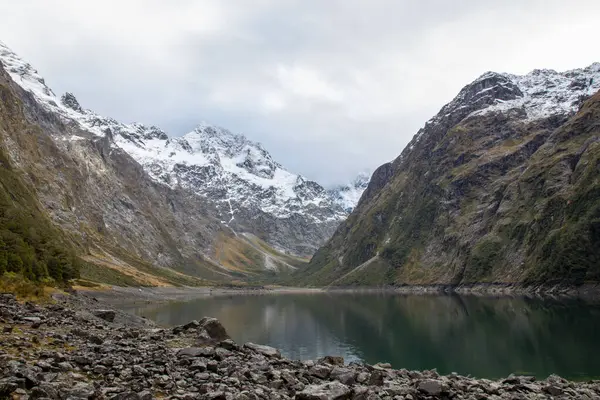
[0,40,357,258]
[302,63,600,287]
[0,54,231,282]
[1,294,599,400]
[0,40,369,280]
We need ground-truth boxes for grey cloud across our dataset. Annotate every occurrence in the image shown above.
[0,0,598,185]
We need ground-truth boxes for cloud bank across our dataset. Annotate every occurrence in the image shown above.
[1,0,598,185]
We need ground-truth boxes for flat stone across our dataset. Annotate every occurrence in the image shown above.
[177,347,206,357]
[297,382,351,400]
[22,316,41,323]
[219,338,238,350]
[206,392,226,400]
[373,363,392,370]
[417,379,443,396]
[244,342,282,358]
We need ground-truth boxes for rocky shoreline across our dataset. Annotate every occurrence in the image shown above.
[1,292,599,400]
[326,283,600,300]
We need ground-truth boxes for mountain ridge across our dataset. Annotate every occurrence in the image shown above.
[0,40,369,259]
[299,62,600,287]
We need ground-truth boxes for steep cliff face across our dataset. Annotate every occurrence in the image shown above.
[0,44,318,284]
[0,40,373,285]
[0,60,234,284]
[302,64,600,287]
[0,41,354,258]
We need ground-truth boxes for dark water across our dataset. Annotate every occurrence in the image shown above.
[123,293,600,380]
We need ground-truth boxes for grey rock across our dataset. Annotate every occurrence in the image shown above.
[190,360,207,371]
[309,365,332,379]
[89,334,104,344]
[110,392,140,400]
[57,362,73,371]
[367,371,384,387]
[417,379,443,396]
[194,372,211,381]
[92,309,116,322]
[544,385,564,396]
[177,348,206,358]
[297,382,352,400]
[207,360,219,372]
[138,390,153,400]
[356,373,369,384]
[199,317,230,342]
[318,356,345,366]
[206,392,226,400]
[66,382,96,398]
[220,339,238,351]
[330,367,356,386]
[244,343,281,358]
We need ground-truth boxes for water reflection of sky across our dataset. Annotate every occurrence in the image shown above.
[121,293,600,380]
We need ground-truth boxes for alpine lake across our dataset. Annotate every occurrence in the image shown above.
[122,292,600,380]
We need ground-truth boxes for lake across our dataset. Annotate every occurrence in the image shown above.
[123,292,600,380]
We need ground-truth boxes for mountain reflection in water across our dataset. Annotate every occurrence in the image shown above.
[122,292,600,380]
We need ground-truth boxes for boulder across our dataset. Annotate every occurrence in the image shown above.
[417,379,443,396]
[309,365,332,379]
[244,342,282,358]
[296,382,351,400]
[330,367,356,386]
[199,317,229,341]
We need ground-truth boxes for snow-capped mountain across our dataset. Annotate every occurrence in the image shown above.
[0,40,364,256]
[303,61,600,286]
[405,63,600,152]
[328,172,370,212]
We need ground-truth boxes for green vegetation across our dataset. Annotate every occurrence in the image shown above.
[78,260,140,287]
[299,91,600,288]
[464,237,503,282]
[0,146,80,285]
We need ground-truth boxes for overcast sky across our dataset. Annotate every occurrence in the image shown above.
[0,1,598,186]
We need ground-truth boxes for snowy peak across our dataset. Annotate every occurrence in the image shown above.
[467,63,600,120]
[409,62,600,148]
[329,172,371,212]
[0,41,354,228]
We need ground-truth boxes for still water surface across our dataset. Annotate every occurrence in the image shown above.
[124,293,600,380]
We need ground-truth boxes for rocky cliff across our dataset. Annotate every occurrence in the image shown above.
[0,40,369,283]
[301,64,600,287]
[0,41,362,260]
